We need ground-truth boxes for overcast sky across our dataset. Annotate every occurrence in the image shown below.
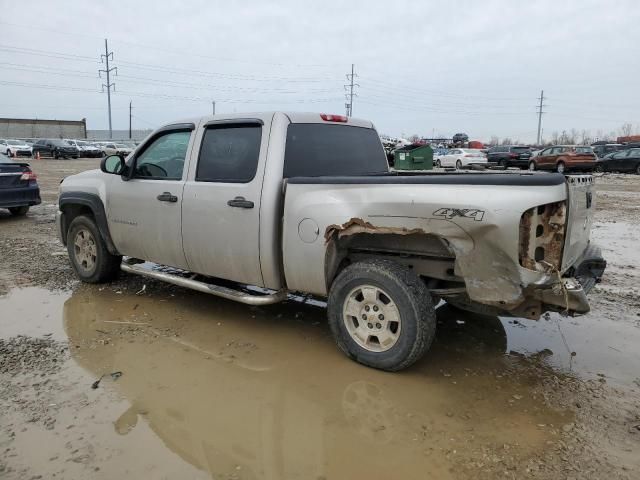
[1,0,638,142]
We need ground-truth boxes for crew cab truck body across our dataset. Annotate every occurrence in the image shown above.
[57,112,606,371]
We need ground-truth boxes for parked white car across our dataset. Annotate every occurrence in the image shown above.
[101,143,133,157]
[435,148,487,169]
[2,139,33,158]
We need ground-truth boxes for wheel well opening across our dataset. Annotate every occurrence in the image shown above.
[325,232,459,291]
[60,204,94,244]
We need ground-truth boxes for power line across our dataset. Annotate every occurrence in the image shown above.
[98,39,117,139]
[0,21,337,68]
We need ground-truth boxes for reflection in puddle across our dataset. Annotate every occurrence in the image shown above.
[2,283,637,478]
[60,287,570,479]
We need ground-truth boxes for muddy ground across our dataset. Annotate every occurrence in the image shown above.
[1,159,639,479]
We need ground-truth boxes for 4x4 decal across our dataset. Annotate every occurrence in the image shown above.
[433,208,485,221]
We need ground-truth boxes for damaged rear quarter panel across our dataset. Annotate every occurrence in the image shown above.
[282,181,568,305]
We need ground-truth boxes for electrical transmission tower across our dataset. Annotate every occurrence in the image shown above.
[344,64,359,117]
[99,39,117,139]
[536,90,547,145]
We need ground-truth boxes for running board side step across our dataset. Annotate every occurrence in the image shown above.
[121,261,288,306]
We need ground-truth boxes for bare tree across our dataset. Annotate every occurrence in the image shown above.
[408,134,419,143]
[489,135,499,146]
[551,131,560,144]
[501,137,513,145]
[620,123,633,137]
[569,128,579,144]
[580,129,591,145]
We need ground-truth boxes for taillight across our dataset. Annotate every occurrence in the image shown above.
[320,113,348,122]
[20,170,37,181]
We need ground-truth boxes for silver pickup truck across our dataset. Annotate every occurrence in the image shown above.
[57,112,606,371]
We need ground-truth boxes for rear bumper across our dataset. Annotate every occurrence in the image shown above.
[533,243,606,315]
[0,184,41,208]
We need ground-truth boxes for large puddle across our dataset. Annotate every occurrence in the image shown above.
[2,278,638,479]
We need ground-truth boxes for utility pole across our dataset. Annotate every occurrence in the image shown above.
[99,39,117,139]
[536,90,546,145]
[128,101,132,139]
[344,64,358,117]
[212,101,216,115]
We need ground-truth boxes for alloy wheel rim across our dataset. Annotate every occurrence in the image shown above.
[342,285,402,352]
[74,228,97,272]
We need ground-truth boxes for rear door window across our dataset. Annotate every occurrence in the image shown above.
[283,124,388,177]
[196,124,262,183]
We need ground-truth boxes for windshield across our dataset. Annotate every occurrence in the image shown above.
[511,146,530,151]
[77,141,87,146]
[7,140,23,145]
[116,144,129,148]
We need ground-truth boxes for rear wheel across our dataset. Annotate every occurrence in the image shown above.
[528,161,536,171]
[67,215,121,283]
[327,259,437,371]
[556,161,566,174]
[456,159,462,169]
[594,164,604,173]
[499,159,507,168]
[636,164,640,175]
[8,206,29,216]
[435,159,441,168]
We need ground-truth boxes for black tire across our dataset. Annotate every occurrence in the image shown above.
[556,161,566,174]
[528,161,536,171]
[499,159,507,168]
[66,215,121,283]
[327,259,437,371]
[8,206,29,216]
[54,150,59,159]
[456,159,462,169]
[5,149,10,157]
[594,164,604,173]
[636,164,640,175]
[435,159,441,168]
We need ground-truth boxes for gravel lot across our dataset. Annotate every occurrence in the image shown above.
[0,159,639,479]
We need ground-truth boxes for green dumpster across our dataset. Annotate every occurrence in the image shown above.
[393,144,433,170]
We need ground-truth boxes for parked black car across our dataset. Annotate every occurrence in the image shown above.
[487,145,532,168]
[594,148,640,174]
[32,139,79,159]
[0,153,41,216]
[592,143,623,159]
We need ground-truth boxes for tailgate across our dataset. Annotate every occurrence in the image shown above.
[562,175,595,271]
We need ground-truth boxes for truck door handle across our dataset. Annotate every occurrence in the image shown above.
[227,196,254,209]
[157,192,178,203]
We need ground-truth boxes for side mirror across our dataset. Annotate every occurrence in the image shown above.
[100,154,125,175]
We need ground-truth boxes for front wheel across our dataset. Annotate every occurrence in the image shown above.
[435,159,441,168]
[528,161,536,171]
[66,215,122,283]
[556,161,566,174]
[594,164,604,173]
[636,164,640,175]
[456,159,462,169]
[499,159,507,168]
[8,206,29,216]
[327,259,437,371]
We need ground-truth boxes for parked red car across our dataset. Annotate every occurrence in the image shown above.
[528,145,596,173]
